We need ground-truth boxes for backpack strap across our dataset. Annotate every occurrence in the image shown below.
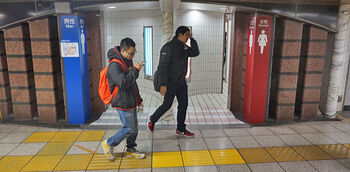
[109,59,126,72]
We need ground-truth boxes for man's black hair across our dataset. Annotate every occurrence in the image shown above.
[120,37,136,50]
[175,26,190,37]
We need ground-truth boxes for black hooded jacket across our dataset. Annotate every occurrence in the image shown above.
[157,37,200,86]
[106,46,142,110]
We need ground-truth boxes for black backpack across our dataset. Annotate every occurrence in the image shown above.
[153,70,161,92]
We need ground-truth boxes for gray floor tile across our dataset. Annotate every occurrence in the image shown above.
[66,141,100,154]
[289,124,320,134]
[217,164,250,172]
[185,165,218,172]
[153,167,185,172]
[229,136,261,148]
[179,138,207,151]
[279,161,317,172]
[137,130,152,140]
[0,132,32,143]
[301,133,337,145]
[329,122,350,132]
[277,134,312,146]
[153,139,180,152]
[35,127,61,132]
[8,142,46,156]
[0,124,18,133]
[254,136,287,147]
[268,126,297,135]
[12,126,39,133]
[154,130,178,140]
[205,137,234,149]
[324,133,350,144]
[247,127,274,136]
[308,160,350,172]
[337,159,350,170]
[200,129,227,138]
[0,133,8,140]
[248,163,284,172]
[0,143,18,156]
[224,129,250,137]
[309,123,341,133]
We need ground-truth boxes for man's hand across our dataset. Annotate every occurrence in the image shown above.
[134,62,145,69]
[160,86,167,96]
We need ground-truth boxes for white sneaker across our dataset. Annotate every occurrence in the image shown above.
[125,147,146,159]
[101,139,115,161]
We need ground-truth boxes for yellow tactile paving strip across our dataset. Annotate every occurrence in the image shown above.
[292,145,333,160]
[238,148,275,163]
[54,154,93,171]
[1,130,350,171]
[182,150,215,166]
[265,147,304,162]
[24,132,57,143]
[50,131,82,142]
[153,151,183,168]
[87,154,121,170]
[318,144,350,159]
[76,130,105,142]
[22,155,63,171]
[0,156,33,171]
[210,149,245,165]
[37,142,73,155]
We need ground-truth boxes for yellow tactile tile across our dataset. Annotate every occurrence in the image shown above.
[210,149,245,165]
[153,151,183,168]
[292,145,333,160]
[119,153,151,169]
[0,156,33,172]
[50,131,81,142]
[54,154,93,171]
[182,150,215,166]
[22,155,63,171]
[87,154,121,170]
[24,132,57,143]
[76,130,105,142]
[37,142,73,155]
[238,148,275,163]
[266,147,304,162]
[318,144,350,159]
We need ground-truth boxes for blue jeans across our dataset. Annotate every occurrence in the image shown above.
[107,109,138,148]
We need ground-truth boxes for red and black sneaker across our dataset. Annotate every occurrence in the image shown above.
[147,116,154,133]
[176,129,195,138]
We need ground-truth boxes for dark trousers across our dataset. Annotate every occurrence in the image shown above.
[150,79,188,131]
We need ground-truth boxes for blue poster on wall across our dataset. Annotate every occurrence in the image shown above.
[60,15,91,124]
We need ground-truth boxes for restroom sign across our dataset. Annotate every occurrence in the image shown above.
[243,15,273,124]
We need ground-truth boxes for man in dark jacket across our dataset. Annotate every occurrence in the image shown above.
[101,38,145,161]
[147,26,200,137]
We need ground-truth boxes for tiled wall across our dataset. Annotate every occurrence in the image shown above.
[103,9,162,79]
[175,10,225,96]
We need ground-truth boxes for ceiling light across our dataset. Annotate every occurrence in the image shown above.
[108,6,116,9]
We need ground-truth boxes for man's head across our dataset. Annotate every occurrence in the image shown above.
[120,37,136,60]
[175,26,191,43]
